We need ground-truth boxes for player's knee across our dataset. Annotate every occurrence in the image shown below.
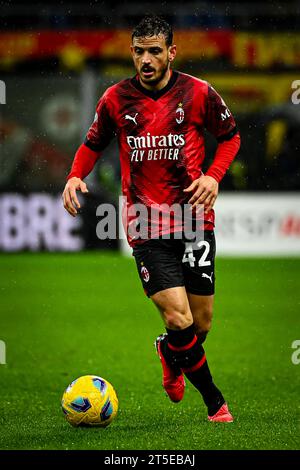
[163,309,192,330]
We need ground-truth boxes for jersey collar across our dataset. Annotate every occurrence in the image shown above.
[131,70,178,101]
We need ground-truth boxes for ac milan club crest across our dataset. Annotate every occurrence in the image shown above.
[176,102,184,124]
[141,266,150,283]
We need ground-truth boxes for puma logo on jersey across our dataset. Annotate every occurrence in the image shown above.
[202,272,213,283]
[125,113,138,125]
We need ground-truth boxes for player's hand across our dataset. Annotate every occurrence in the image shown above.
[183,175,218,214]
[62,177,89,217]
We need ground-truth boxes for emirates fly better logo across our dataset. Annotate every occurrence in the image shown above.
[127,132,185,162]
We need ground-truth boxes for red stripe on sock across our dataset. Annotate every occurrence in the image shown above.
[168,334,198,352]
[182,354,207,374]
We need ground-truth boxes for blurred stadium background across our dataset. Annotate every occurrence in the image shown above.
[1,0,300,253]
[0,0,299,451]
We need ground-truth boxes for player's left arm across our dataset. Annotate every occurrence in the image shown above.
[184,85,241,213]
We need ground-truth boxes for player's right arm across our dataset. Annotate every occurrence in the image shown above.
[62,89,116,217]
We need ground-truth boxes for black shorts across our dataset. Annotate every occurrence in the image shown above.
[132,231,216,297]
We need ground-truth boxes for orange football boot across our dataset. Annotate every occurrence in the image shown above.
[155,334,185,403]
[208,403,234,422]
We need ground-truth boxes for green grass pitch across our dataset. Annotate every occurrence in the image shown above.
[0,253,299,450]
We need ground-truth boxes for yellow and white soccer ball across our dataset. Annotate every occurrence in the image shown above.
[61,375,118,427]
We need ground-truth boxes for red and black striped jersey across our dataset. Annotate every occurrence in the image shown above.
[84,70,238,245]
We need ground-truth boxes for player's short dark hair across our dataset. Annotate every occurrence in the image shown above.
[132,15,173,47]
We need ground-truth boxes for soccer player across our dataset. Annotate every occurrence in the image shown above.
[62,16,240,422]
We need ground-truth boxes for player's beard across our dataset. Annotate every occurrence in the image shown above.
[139,62,170,87]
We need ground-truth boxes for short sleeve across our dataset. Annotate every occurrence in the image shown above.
[204,85,237,143]
[85,92,116,151]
